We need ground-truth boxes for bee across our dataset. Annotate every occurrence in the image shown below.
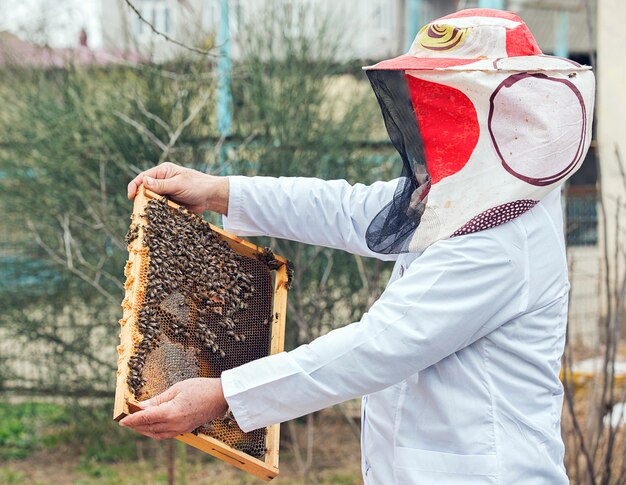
[286,260,295,290]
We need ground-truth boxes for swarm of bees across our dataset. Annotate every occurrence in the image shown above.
[124,197,279,459]
[127,198,257,395]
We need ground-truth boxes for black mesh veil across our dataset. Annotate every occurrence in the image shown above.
[365,70,431,254]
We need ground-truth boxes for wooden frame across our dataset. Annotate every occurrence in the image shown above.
[114,186,288,481]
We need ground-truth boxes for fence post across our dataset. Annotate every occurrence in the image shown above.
[217,0,232,137]
[479,0,504,9]
[405,0,421,51]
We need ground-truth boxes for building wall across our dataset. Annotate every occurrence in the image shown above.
[101,0,216,62]
[515,1,596,55]
[597,0,626,308]
[99,0,468,63]
[100,1,597,63]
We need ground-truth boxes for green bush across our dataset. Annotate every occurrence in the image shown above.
[0,402,67,459]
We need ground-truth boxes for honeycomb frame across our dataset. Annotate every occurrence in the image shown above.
[114,185,289,481]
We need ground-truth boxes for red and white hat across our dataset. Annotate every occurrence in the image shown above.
[365,8,584,72]
[362,9,595,254]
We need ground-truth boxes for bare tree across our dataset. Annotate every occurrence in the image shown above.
[562,146,626,484]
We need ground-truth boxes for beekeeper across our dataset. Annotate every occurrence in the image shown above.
[121,9,595,484]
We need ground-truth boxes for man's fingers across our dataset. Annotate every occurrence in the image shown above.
[127,163,178,199]
[130,424,180,440]
[126,421,179,435]
[143,175,178,196]
[120,411,187,439]
[119,403,172,428]
[145,384,179,408]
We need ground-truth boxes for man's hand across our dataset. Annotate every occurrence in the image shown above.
[127,162,230,215]
[119,378,228,440]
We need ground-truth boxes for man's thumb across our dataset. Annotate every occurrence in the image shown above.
[140,385,178,408]
[144,176,174,195]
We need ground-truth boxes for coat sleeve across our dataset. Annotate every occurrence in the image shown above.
[221,224,530,432]
[222,176,399,261]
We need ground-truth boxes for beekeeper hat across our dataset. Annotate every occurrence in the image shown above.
[364,8,586,73]
[362,8,594,254]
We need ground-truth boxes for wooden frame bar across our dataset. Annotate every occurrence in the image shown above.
[114,186,288,481]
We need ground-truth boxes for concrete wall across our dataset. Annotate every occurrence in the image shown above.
[101,0,215,62]
[568,245,601,347]
[100,0,403,62]
[99,0,467,63]
[597,0,626,309]
[100,1,597,63]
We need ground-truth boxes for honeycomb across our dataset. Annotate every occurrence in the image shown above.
[125,197,278,460]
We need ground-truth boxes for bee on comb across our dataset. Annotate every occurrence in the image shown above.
[115,185,291,481]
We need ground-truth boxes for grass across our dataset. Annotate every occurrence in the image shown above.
[0,401,362,485]
[0,402,69,459]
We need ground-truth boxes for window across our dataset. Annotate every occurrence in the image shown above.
[135,14,144,35]
[163,7,169,33]
[565,145,598,247]
[373,0,390,31]
[133,0,172,37]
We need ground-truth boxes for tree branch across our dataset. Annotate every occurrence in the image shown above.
[158,90,212,164]
[114,110,168,152]
[124,0,216,57]
[27,220,119,303]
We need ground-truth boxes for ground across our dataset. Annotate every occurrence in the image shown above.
[0,403,363,485]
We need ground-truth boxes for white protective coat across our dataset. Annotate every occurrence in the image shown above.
[221,175,569,484]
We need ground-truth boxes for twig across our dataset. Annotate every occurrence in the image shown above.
[318,250,333,289]
[61,209,124,288]
[205,130,260,174]
[24,328,114,370]
[136,98,172,136]
[602,200,622,484]
[114,111,168,152]
[589,119,611,471]
[616,146,626,197]
[99,159,107,213]
[28,220,118,303]
[83,203,126,252]
[60,213,74,270]
[205,133,226,173]
[287,420,305,476]
[158,90,212,164]
[72,239,123,290]
[562,255,597,484]
[333,404,360,440]
[124,0,216,57]
[304,412,315,480]
[354,255,370,296]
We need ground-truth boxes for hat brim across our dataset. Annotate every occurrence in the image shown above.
[364,55,477,71]
[363,54,588,72]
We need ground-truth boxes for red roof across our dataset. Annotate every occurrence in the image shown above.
[0,31,146,68]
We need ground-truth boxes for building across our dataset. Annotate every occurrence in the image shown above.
[597,0,626,340]
[0,30,144,68]
[101,0,594,61]
[101,1,480,62]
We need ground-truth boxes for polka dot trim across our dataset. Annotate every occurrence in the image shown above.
[452,200,538,237]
